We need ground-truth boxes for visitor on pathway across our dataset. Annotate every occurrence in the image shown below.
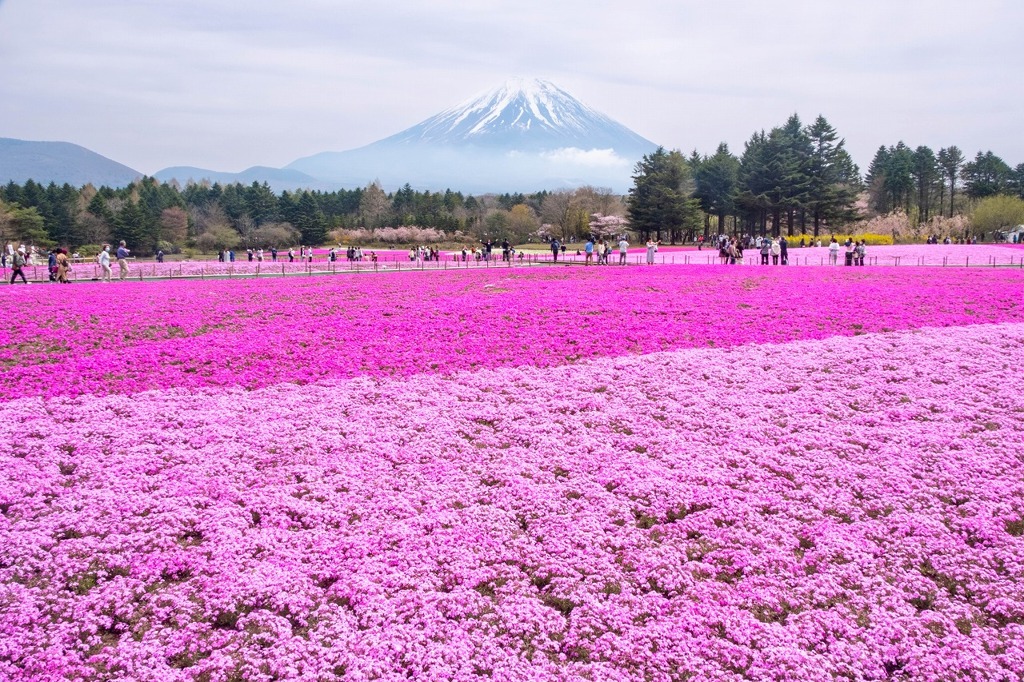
[770,238,781,265]
[585,238,594,265]
[9,246,28,284]
[856,240,867,266]
[156,250,164,263]
[844,239,855,266]
[759,239,770,265]
[116,241,131,280]
[55,249,70,284]
[618,237,629,265]
[288,248,294,262]
[48,249,57,282]
[780,236,789,265]
[551,239,560,262]
[98,245,112,283]
[829,238,839,265]
[646,239,657,265]
[271,247,278,262]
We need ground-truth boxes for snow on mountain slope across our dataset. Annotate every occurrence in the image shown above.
[377,78,656,155]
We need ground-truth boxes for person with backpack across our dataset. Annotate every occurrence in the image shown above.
[550,238,560,263]
[759,238,770,265]
[10,246,29,284]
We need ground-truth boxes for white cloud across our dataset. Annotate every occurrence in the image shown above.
[536,148,631,169]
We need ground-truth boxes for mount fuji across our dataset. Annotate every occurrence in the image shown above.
[285,78,658,193]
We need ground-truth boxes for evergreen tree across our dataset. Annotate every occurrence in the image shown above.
[961,151,1011,199]
[627,147,702,243]
[115,200,148,253]
[693,142,739,237]
[937,146,964,217]
[245,182,278,226]
[911,146,939,223]
[805,115,860,235]
[295,191,327,245]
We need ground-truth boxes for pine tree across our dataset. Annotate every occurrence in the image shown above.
[627,148,702,243]
[804,115,860,235]
[937,146,964,217]
[694,143,739,237]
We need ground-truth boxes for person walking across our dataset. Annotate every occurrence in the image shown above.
[618,236,629,265]
[55,249,71,283]
[98,245,113,283]
[584,238,594,265]
[550,239,560,263]
[116,241,131,280]
[47,249,58,282]
[645,239,657,265]
[9,246,28,284]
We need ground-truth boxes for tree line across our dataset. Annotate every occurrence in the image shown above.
[0,176,628,255]
[627,114,1024,243]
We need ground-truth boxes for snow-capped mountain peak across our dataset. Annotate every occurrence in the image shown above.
[286,78,658,192]
[378,78,655,154]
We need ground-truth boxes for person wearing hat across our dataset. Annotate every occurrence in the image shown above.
[116,240,131,281]
[10,245,28,284]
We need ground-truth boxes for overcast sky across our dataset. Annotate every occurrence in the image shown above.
[1,0,1021,178]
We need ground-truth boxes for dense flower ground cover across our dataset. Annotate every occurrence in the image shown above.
[2,265,1024,680]
[9,243,1023,283]
[2,266,1023,398]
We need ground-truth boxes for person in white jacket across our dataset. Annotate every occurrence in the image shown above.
[645,239,658,265]
[97,245,112,283]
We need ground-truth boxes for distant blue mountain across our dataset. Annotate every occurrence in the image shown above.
[0,137,142,187]
[152,165,323,192]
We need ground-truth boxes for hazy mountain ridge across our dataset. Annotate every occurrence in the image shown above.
[152,166,325,192]
[0,137,142,187]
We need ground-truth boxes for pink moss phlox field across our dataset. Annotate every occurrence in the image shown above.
[2,324,1024,680]
[2,267,1023,399]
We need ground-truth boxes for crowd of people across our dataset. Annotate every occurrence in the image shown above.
[4,240,133,284]
[710,234,871,266]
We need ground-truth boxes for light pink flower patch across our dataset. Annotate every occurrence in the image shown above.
[1,323,1023,680]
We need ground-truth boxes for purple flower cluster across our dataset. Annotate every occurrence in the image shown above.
[1,266,1024,680]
